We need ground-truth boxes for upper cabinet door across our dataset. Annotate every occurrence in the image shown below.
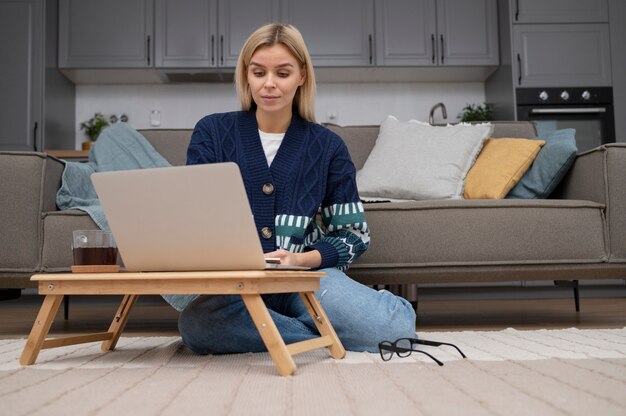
[375,0,498,67]
[0,0,43,151]
[436,0,499,66]
[59,0,153,68]
[513,24,612,87]
[282,0,375,67]
[375,0,437,66]
[155,0,217,68]
[512,0,609,23]
[219,0,281,67]
[155,0,279,68]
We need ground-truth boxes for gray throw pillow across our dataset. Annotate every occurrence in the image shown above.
[356,116,492,200]
[506,129,577,199]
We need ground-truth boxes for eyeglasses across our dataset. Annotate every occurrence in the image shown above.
[378,338,466,366]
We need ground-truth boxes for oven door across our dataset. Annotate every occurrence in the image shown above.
[517,105,615,152]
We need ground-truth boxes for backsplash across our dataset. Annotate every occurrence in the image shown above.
[74,82,485,149]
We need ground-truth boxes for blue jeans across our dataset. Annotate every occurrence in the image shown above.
[178,268,416,353]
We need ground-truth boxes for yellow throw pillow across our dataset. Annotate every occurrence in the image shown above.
[464,138,545,199]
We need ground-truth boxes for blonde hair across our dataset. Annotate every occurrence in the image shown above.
[235,23,316,123]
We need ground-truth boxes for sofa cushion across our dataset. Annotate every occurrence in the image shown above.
[41,210,100,272]
[138,129,191,166]
[507,129,578,199]
[356,116,492,200]
[464,138,545,199]
[489,121,537,139]
[0,153,47,273]
[324,123,379,170]
[355,199,607,267]
[325,121,537,172]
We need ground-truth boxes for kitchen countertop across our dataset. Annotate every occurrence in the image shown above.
[45,150,89,160]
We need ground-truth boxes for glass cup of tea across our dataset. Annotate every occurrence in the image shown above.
[71,230,118,266]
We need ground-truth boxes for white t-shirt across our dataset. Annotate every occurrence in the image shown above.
[259,130,285,166]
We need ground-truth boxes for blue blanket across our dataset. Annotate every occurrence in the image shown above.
[56,123,196,311]
[56,123,172,230]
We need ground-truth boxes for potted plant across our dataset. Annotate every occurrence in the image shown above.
[459,103,493,122]
[80,112,109,150]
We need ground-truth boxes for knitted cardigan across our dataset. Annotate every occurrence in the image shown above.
[187,110,370,270]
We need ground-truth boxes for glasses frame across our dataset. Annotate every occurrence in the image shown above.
[378,337,466,366]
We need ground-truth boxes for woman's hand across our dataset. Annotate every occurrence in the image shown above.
[264,249,322,269]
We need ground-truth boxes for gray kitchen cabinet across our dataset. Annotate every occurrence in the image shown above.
[513,24,612,87]
[0,0,74,151]
[0,0,42,150]
[155,0,217,67]
[155,0,279,68]
[376,0,498,66]
[58,0,154,68]
[436,0,499,65]
[219,0,281,67]
[511,0,608,23]
[281,0,375,66]
[608,0,626,142]
[375,0,436,66]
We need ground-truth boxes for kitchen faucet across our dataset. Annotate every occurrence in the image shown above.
[429,102,448,125]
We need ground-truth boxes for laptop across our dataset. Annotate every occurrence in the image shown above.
[91,163,308,272]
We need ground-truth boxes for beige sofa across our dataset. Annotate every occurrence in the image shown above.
[1,122,625,309]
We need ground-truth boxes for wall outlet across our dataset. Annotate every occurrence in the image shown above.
[108,114,128,124]
[150,109,161,127]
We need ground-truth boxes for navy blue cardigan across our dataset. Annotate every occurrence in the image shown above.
[186,111,370,270]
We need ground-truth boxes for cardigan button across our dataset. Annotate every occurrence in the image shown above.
[261,227,273,239]
[262,183,275,195]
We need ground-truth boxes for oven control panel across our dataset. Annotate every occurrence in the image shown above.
[517,87,613,105]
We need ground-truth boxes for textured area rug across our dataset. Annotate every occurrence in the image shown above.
[1,328,625,415]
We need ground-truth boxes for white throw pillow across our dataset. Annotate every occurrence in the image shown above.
[356,115,493,200]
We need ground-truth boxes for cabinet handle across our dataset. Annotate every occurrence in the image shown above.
[368,34,373,64]
[146,35,151,66]
[33,122,38,152]
[211,35,215,65]
[431,34,435,64]
[515,0,519,21]
[517,53,522,85]
[440,34,444,64]
[220,35,224,66]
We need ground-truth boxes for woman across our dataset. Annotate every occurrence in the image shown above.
[178,23,415,353]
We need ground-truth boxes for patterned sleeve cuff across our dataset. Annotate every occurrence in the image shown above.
[308,241,340,270]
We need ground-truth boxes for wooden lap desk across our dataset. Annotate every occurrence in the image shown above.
[20,270,346,376]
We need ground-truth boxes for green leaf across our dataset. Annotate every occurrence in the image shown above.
[459,103,493,122]
[80,112,110,141]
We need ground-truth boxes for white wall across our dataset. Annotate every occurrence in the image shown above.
[74,82,485,148]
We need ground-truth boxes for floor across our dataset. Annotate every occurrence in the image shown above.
[1,286,625,339]
[3,287,624,416]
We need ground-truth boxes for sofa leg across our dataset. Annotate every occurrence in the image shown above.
[380,285,418,317]
[408,285,418,316]
[0,289,21,301]
[64,295,70,320]
[554,280,580,312]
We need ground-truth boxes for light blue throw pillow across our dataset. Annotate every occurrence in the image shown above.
[506,129,577,199]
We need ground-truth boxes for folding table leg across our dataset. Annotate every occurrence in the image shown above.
[102,294,139,351]
[299,292,346,359]
[20,295,64,365]
[241,294,297,376]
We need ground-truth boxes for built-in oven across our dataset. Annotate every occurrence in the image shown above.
[516,87,615,152]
